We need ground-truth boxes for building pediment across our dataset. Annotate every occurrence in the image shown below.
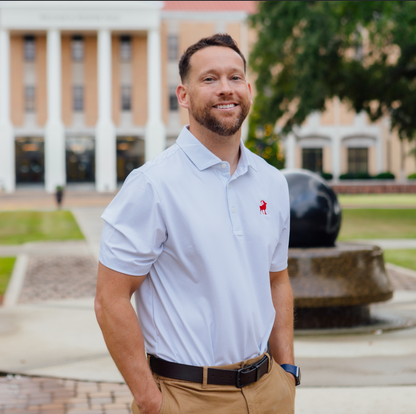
[342,135,376,147]
[297,135,331,148]
[0,1,163,31]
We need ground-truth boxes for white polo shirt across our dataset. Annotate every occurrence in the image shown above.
[99,126,290,367]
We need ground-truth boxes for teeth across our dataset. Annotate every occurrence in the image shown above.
[216,104,235,109]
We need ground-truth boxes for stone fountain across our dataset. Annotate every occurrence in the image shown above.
[282,169,393,330]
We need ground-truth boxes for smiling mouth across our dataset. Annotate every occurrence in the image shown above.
[213,103,238,109]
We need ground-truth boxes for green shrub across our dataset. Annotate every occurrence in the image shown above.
[321,172,333,180]
[375,172,395,179]
[339,172,372,180]
[408,172,416,180]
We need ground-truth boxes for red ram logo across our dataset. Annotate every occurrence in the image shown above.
[260,200,267,215]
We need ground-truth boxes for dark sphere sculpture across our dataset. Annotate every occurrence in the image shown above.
[282,169,342,248]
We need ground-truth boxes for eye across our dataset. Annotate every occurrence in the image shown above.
[204,77,214,82]
[231,76,242,81]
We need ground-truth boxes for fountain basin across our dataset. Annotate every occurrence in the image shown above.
[289,242,393,329]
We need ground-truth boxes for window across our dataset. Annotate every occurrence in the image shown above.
[168,35,178,61]
[73,86,84,111]
[25,86,35,112]
[121,86,131,111]
[348,148,368,173]
[72,36,84,62]
[169,87,178,111]
[302,148,323,173]
[120,36,131,62]
[24,36,36,61]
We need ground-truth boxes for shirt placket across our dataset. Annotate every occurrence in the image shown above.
[218,162,243,236]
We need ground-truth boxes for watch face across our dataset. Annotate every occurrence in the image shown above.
[296,367,301,386]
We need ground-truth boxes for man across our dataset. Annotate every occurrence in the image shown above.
[95,34,299,414]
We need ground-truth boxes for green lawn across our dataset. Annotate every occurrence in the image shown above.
[0,211,84,245]
[384,249,416,272]
[338,209,416,240]
[338,194,416,208]
[0,257,16,296]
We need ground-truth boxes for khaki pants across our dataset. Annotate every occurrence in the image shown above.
[132,353,295,414]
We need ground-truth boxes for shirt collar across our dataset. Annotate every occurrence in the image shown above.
[176,126,258,173]
[239,139,258,173]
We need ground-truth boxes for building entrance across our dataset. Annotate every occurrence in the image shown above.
[117,136,144,182]
[15,137,45,183]
[66,137,95,182]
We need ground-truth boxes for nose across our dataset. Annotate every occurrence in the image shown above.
[218,77,233,96]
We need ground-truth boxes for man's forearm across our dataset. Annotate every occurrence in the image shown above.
[268,274,294,365]
[95,294,161,412]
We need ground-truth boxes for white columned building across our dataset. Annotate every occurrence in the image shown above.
[285,109,385,180]
[0,1,166,193]
[95,29,116,192]
[0,29,15,192]
[45,29,66,192]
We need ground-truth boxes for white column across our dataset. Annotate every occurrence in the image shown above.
[332,98,341,181]
[284,133,296,169]
[331,135,341,181]
[376,136,383,174]
[383,117,392,173]
[95,29,116,192]
[45,29,66,193]
[0,29,15,193]
[145,28,166,161]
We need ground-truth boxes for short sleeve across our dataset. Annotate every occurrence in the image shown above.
[99,170,167,276]
[269,175,290,272]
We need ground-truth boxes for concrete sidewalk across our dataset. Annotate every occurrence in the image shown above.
[353,239,416,249]
[1,206,416,413]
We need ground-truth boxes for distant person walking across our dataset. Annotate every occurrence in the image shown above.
[95,34,299,414]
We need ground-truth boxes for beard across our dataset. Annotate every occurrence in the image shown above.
[189,97,251,137]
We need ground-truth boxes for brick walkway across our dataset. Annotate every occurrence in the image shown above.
[19,256,97,304]
[0,190,115,211]
[0,374,133,414]
[388,267,416,291]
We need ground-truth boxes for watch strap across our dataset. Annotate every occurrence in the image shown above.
[280,364,301,386]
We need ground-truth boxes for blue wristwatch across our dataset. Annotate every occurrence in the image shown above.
[280,364,301,386]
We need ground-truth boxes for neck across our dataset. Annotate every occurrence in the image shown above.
[188,119,241,175]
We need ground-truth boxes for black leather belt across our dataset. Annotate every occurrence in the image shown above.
[149,354,270,388]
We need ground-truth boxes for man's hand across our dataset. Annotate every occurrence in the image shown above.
[285,371,296,387]
[135,390,163,414]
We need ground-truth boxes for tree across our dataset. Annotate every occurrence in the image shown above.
[244,112,285,169]
[248,1,416,142]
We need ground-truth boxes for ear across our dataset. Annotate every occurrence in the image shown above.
[176,84,190,109]
[247,82,253,105]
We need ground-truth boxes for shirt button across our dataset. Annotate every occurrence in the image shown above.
[231,207,236,214]
[228,184,231,189]
[222,163,227,169]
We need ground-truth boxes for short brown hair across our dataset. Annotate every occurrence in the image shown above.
[178,33,246,83]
